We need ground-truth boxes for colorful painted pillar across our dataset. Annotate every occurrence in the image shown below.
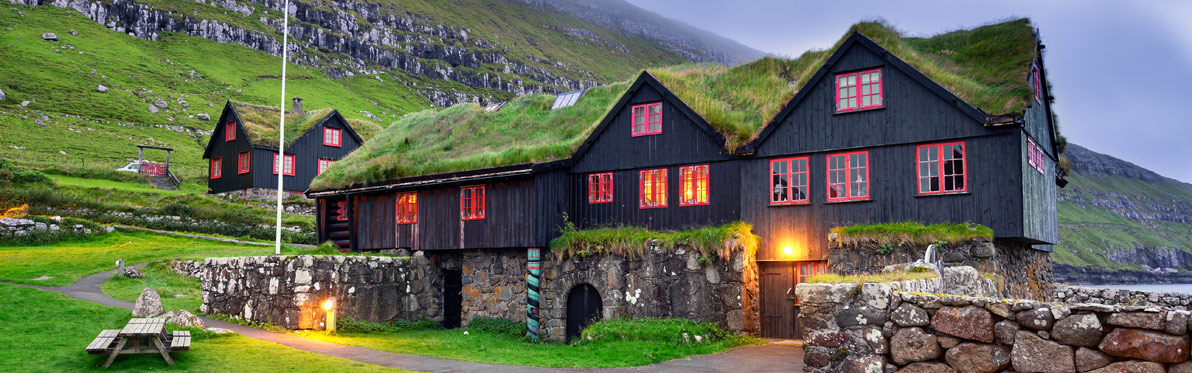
[526,247,541,339]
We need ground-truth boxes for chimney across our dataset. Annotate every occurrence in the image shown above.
[291,96,303,114]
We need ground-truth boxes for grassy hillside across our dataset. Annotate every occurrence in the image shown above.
[1052,144,1192,272]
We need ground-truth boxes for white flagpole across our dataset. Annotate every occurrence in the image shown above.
[275,0,290,255]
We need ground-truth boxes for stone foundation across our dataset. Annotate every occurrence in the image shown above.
[214,188,310,203]
[199,255,441,329]
[799,276,1192,373]
[427,248,527,327]
[828,238,1054,300]
[538,243,758,341]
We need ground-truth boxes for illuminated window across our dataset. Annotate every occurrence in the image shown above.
[770,157,809,204]
[237,152,250,174]
[835,69,883,113]
[679,164,709,206]
[588,172,613,204]
[317,158,335,175]
[273,153,295,176]
[826,151,869,201]
[460,186,485,221]
[631,102,662,136]
[396,193,417,224]
[917,142,967,194]
[225,121,236,142]
[210,158,222,179]
[639,168,667,208]
[323,127,342,147]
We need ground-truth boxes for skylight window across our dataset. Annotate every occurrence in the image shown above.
[550,89,586,110]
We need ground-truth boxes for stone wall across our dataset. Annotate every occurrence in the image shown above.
[828,238,1054,301]
[428,248,527,326]
[1057,286,1192,311]
[798,278,1192,373]
[0,217,113,240]
[199,255,441,329]
[537,243,758,341]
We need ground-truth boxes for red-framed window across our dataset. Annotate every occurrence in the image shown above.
[237,152,251,174]
[917,142,967,195]
[272,153,295,176]
[1032,64,1044,104]
[209,158,222,179]
[460,186,486,221]
[794,261,829,304]
[1027,138,1045,174]
[770,157,809,205]
[835,68,883,113]
[588,172,613,204]
[826,151,869,201]
[317,158,335,175]
[335,201,348,221]
[396,192,417,224]
[631,102,662,136]
[679,164,709,206]
[225,121,236,142]
[639,168,668,209]
[323,127,342,147]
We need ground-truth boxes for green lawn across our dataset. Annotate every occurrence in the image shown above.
[0,284,400,372]
[295,326,756,368]
[103,261,203,313]
[0,229,270,286]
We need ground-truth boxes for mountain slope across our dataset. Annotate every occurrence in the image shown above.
[1053,143,1192,283]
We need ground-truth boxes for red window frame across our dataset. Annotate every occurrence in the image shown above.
[630,102,662,136]
[916,142,968,195]
[323,127,342,147]
[335,201,348,221]
[272,153,295,176]
[1032,65,1044,104]
[835,68,883,113]
[678,164,709,206]
[317,158,335,175]
[826,151,870,202]
[770,157,810,205]
[793,261,829,305]
[460,186,486,221]
[237,152,251,174]
[209,158,222,179]
[588,172,613,204]
[396,192,417,224]
[1027,138,1045,174]
[639,168,668,209]
[225,121,236,142]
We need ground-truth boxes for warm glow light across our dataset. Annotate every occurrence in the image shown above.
[323,299,334,311]
[783,246,794,256]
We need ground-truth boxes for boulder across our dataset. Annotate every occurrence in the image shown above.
[891,303,930,327]
[937,335,960,349]
[153,98,168,108]
[837,306,887,327]
[122,267,144,278]
[896,362,956,373]
[1052,313,1102,347]
[994,320,1019,345]
[196,113,210,121]
[1106,312,1165,331]
[1171,361,1192,373]
[1075,347,1113,372]
[1168,311,1189,335]
[1016,307,1055,330]
[941,266,993,297]
[35,119,46,127]
[1087,361,1166,373]
[931,306,995,343]
[841,354,885,373]
[132,288,164,317]
[1011,331,1075,373]
[20,100,29,106]
[170,310,205,329]
[944,343,1011,373]
[97,85,107,93]
[890,327,941,365]
[41,32,57,41]
[70,29,77,36]
[148,104,159,114]
[985,302,1012,319]
[1098,328,1190,363]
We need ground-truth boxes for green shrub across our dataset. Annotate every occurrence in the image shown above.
[549,220,758,261]
[467,318,525,335]
[577,318,732,345]
[0,159,51,186]
[335,318,442,333]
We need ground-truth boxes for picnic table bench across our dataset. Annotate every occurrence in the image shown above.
[85,318,190,368]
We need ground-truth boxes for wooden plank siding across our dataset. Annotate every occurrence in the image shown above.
[1021,132,1059,246]
[570,161,741,231]
[204,107,254,193]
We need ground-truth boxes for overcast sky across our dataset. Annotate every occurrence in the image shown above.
[627,0,1192,183]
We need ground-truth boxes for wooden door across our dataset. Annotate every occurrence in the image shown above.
[442,269,462,329]
[761,262,795,338]
[566,284,602,343]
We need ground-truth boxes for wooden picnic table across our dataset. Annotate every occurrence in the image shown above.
[85,318,190,368]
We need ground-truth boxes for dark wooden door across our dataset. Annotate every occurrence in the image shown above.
[760,262,796,339]
[442,269,462,329]
[566,284,602,342]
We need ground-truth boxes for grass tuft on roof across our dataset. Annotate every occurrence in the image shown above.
[230,102,382,148]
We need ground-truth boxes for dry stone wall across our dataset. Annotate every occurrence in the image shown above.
[429,248,527,326]
[1057,286,1192,310]
[799,278,1192,373]
[199,255,441,329]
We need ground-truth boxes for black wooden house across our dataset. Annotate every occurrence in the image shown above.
[202,100,364,198]
[306,20,1062,340]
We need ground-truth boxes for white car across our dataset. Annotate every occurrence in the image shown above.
[115,162,141,173]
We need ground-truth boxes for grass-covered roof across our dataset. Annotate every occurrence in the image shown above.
[311,18,1040,191]
[230,102,382,147]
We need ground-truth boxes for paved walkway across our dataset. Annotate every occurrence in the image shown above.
[3,265,803,372]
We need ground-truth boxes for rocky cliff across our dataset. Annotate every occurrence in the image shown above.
[16,0,760,107]
[1053,143,1192,284]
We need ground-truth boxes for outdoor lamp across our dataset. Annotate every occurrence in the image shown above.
[323,298,336,333]
[784,246,794,256]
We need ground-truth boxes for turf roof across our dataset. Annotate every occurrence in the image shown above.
[229,102,382,148]
[311,18,1041,191]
